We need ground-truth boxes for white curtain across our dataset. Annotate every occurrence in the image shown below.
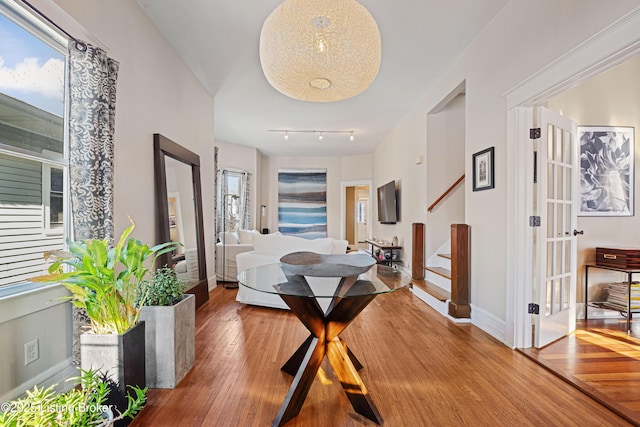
[240,171,251,230]
[216,169,229,237]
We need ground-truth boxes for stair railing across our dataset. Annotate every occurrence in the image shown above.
[427,174,465,213]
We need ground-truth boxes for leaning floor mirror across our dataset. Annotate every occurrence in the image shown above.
[154,133,209,308]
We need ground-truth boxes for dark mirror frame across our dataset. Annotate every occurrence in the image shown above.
[153,133,208,308]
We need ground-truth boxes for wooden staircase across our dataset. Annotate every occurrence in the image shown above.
[411,277,450,303]
[411,223,470,320]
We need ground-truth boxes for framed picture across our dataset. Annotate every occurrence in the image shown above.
[472,147,495,191]
[578,126,634,216]
[278,168,327,238]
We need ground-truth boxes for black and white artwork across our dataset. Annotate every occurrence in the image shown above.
[579,126,634,216]
[472,147,494,191]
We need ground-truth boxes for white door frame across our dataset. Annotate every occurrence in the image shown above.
[340,180,373,243]
[505,6,640,348]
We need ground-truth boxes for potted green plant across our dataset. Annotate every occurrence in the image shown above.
[0,369,146,427]
[137,266,195,388]
[44,218,178,422]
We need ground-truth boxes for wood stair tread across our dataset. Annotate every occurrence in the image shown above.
[411,279,450,302]
[424,266,452,279]
[438,253,451,260]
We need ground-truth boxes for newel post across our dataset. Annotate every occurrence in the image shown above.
[411,223,424,280]
[449,224,470,318]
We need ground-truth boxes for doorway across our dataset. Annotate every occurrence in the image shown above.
[506,10,640,349]
[507,51,640,425]
[341,181,372,250]
[518,56,640,349]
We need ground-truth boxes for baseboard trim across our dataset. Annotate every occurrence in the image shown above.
[470,304,507,344]
[447,315,472,324]
[208,276,217,291]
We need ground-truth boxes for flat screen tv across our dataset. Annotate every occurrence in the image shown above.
[377,180,397,224]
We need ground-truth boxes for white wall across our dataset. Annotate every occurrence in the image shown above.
[261,154,372,238]
[425,94,465,258]
[372,106,427,275]
[0,285,72,401]
[340,154,373,181]
[372,0,640,343]
[547,54,640,302]
[0,0,217,398]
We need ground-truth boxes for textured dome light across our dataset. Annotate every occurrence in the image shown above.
[259,0,381,102]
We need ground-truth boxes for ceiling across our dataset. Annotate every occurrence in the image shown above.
[136,0,508,157]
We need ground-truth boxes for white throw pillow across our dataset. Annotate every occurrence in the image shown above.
[174,260,187,273]
[219,231,239,244]
[331,239,349,254]
[237,230,253,244]
[184,248,200,281]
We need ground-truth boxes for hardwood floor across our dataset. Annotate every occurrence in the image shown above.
[520,318,640,425]
[132,287,632,426]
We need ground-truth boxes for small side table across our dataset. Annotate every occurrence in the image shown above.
[585,264,640,332]
[364,239,402,266]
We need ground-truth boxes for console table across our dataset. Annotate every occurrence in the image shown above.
[237,255,411,426]
[584,263,640,332]
[364,239,401,266]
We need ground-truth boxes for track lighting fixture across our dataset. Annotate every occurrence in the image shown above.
[268,129,356,141]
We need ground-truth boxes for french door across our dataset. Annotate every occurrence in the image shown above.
[534,107,578,348]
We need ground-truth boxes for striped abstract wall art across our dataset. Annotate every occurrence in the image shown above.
[278,168,327,239]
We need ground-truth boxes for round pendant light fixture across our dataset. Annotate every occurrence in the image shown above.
[259,0,381,102]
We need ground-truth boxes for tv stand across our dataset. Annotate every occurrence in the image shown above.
[365,239,401,266]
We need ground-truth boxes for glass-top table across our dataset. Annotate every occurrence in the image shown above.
[237,257,411,426]
[238,262,409,298]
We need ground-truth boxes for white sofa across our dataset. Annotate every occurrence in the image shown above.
[236,233,349,310]
[175,247,199,285]
[215,230,260,281]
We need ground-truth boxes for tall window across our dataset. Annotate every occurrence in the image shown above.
[43,163,64,232]
[216,169,250,236]
[223,172,241,231]
[0,2,68,288]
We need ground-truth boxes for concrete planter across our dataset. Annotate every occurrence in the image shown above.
[80,321,146,427]
[139,294,195,388]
